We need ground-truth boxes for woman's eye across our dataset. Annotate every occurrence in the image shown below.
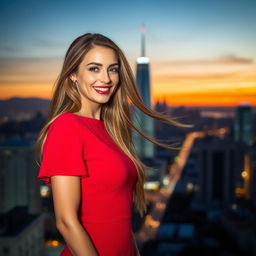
[110,67,119,73]
[89,67,99,72]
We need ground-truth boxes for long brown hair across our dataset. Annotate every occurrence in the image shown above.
[35,33,192,217]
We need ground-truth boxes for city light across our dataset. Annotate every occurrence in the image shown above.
[45,239,61,247]
[145,214,160,228]
[163,176,170,185]
[40,185,51,197]
[144,181,160,191]
[186,182,194,192]
[241,171,248,179]
[136,57,149,64]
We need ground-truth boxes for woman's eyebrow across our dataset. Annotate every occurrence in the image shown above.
[86,62,119,67]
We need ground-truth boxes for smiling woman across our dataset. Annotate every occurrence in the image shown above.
[69,46,120,111]
[35,33,191,256]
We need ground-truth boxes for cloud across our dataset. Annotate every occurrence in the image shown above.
[0,57,62,86]
[153,54,254,66]
[216,54,253,64]
[151,54,255,79]
[155,73,237,80]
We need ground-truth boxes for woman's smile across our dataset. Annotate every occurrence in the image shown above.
[93,86,112,94]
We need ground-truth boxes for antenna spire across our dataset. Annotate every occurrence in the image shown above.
[140,24,146,57]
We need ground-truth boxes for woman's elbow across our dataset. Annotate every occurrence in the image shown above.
[56,216,78,233]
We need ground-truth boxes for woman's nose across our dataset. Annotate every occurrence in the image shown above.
[100,70,111,83]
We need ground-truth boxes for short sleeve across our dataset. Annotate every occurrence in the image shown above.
[37,115,88,186]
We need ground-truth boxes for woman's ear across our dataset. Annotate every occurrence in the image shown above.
[69,73,77,83]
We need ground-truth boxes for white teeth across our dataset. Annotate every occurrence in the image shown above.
[94,87,110,91]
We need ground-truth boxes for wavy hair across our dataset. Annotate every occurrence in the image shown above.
[35,33,192,217]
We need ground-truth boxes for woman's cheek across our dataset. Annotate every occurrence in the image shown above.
[86,74,96,83]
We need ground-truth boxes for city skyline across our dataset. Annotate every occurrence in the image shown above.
[1,0,255,106]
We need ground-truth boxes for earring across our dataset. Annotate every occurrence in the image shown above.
[73,80,78,87]
[73,80,81,93]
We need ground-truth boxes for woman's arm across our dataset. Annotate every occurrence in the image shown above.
[132,232,141,256]
[51,176,98,256]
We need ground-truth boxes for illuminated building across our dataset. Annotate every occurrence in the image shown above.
[132,25,155,159]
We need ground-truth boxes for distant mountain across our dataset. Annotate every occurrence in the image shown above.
[0,97,50,118]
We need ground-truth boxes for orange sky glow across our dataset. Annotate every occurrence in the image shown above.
[0,56,255,106]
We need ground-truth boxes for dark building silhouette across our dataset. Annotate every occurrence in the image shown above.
[246,145,256,209]
[0,206,44,255]
[195,137,244,208]
[0,139,41,214]
[234,103,254,146]
[132,25,155,159]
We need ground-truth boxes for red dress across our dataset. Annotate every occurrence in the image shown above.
[37,112,138,256]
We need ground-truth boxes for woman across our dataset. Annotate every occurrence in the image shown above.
[36,33,191,256]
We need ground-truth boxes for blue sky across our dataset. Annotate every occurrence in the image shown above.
[0,0,255,105]
[1,0,255,61]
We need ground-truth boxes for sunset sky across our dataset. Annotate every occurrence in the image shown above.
[0,0,255,106]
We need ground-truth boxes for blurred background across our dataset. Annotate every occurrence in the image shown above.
[0,0,256,255]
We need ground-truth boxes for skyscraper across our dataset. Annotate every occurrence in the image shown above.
[196,137,243,208]
[132,25,155,159]
[234,103,254,146]
[0,139,41,214]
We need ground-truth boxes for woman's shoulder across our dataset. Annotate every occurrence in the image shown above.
[48,112,82,132]
[48,112,104,138]
[53,112,76,121]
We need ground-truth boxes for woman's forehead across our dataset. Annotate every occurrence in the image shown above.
[83,46,118,63]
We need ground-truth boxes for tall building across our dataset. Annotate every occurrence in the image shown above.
[247,146,256,209]
[195,137,244,208]
[234,103,254,146]
[0,206,45,256]
[0,137,41,214]
[132,25,155,159]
